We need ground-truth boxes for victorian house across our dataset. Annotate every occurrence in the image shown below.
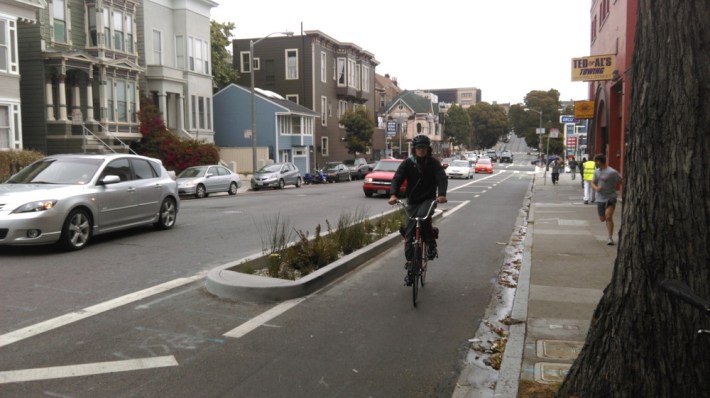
[16,0,216,155]
[0,0,46,151]
[230,30,378,169]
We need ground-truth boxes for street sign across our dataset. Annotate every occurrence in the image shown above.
[550,128,560,138]
[560,115,575,123]
[244,129,252,138]
[386,121,397,136]
[536,128,545,135]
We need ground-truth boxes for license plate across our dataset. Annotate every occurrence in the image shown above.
[256,182,263,186]
[377,190,387,195]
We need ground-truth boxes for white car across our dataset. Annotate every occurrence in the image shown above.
[445,160,474,179]
[176,165,241,198]
[0,154,179,250]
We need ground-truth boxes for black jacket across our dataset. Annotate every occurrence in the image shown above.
[390,155,448,204]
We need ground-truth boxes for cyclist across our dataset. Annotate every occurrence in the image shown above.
[388,135,448,285]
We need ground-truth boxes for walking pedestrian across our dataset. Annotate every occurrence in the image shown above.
[551,159,563,184]
[568,157,578,180]
[582,157,596,204]
[591,154,622,245]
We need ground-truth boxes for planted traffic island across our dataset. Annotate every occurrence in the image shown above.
[206,207,442,302]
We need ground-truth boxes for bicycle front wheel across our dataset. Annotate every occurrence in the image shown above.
[420,243,428,287]
[412,259,420,307]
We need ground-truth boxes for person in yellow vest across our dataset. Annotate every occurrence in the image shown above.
[582,157,596,204]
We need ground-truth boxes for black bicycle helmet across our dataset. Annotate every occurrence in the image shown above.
[412,134,431,148]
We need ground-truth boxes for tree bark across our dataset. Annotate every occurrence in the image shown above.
[556,0,710,396]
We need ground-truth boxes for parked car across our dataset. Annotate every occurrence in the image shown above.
[176,165,241,199]
[499,150,514,163]
[323,162,352,182]
[251,162,302,190]
[362,159,406,197]
[475,158,494,174]
[530,155,561,166]
[343,158,369,180]
[440,157,453,169]
[446,160,474,179]
[0,153,179,250]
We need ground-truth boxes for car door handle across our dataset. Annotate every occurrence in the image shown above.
[127,187,136,193]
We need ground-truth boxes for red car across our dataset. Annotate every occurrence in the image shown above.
[362,159,406,197]
[475,158,494,174]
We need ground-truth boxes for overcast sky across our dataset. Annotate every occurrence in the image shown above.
[211,0,591,105]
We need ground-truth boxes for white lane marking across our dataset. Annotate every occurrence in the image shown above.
[0,273,205,348]
[0,356,178,384]
[224,297,307,339]
[442,200,470,218]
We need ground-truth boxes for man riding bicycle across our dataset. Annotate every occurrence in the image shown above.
[388,135,448,285]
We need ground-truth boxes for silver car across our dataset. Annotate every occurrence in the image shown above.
[250,162,302,190]
[0,153,179,250]
[176,165,241,199]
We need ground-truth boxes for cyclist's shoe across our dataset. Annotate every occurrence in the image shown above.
[405,261,413,270]
[427,246,438,260]
[404,272,414,286]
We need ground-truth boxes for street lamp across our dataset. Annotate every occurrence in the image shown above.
[524,107,543,165]
[251,31,294,174]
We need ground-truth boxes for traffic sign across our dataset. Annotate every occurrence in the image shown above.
[386,121,397,136]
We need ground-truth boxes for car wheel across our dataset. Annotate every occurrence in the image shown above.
[228,182,238,195]
[278,179,285,189]
[364,191,373,197]
[195,184,206,199]
[295,177,302,188]
[154,197,177,230]
[59,208,92,251]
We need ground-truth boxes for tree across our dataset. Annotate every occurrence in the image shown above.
[467,102,509,149]
[508,90,563,150]
[443,105,471,147]
[339,108,375,156]
[211,21,239,92]
[557,1,710,396]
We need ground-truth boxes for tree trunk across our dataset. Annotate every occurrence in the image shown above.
[557,0,710,396]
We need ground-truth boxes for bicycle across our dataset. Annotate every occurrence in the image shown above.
[660,279,710,335]
[395,199,438,307]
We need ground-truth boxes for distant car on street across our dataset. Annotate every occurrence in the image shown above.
[499,150,513,163]
[446,160,474,179]
[176,165,241,198]
[475,158,494,174]
[323,162,352,182]
[486,149,498,162]
[343,158,369,180]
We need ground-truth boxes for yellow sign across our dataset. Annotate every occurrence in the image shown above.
[571,55,616,81]
[574,100,595,119]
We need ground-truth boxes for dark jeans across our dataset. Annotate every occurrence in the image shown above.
[401,200,437,261]
[551,172,560,184]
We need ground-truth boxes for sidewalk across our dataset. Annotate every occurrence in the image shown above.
[494,167,619,397]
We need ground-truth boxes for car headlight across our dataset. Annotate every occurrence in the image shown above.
[364,177,373,183]
[180,181,196,188]
[12,200,58,214]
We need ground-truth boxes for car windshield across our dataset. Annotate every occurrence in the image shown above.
[451,160,469,167]
[373,161,401,172]
[343,160,355,166]
[477,159,492,165]
[258,164,284,173]
[5,158,103,185]
[177,167,206,178]
[324,162,341,170]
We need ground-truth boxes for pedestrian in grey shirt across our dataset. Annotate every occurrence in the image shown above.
[592,154,623,245]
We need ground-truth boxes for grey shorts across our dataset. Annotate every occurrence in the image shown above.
[597,198,617,217]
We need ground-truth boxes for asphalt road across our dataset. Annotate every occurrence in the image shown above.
[0,146,535,397]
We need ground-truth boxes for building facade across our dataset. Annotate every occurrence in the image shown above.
[588,0,637,175]
[383,90,443,158]
[138,0,217,143]
[232,30,378,169]
[0,0,46,150]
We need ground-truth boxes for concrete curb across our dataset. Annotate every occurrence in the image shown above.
[206,211,443,302]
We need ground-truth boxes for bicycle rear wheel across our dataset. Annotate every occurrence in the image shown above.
[420,243,428,287]
[412,259,420,307]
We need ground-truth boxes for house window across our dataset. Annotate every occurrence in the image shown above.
[198,96,205,129]
[53,0,67,43]
[189,37,209,74]
[321,96,327,126]
[338,100,347,127]
[348,59,356,88]
[103,7,110,47]
[206,97,211,129]
[191,95,196,128]
[286,49,298,79]
[286,94,299,104]
[126,15,133,53]
[113,10,123,51]
[362,66,370,93]
[337,58,346,86]
[320,51,327,82]
[321,137,329,156]
[240,51,251,73]
[355,64,361,90]
[0,105,10,149]
[87,5,97,46]
[116,80,127,122]
[175,35,184,69]
[0,18,17,74]
[152,30,162,65]
[106,79,114,121]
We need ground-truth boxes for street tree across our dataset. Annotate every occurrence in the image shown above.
[443,105,471,148]
[508,90,563,150]
[211,21,239,92]
[339,108,374,156]
[557,1,710,396]
[467,102,509,149]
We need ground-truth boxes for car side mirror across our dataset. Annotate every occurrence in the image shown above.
[205,173,214,178]
[100,175,121,185]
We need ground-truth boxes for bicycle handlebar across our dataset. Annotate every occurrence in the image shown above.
[661,279,710,315]
[394,199,438,221]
